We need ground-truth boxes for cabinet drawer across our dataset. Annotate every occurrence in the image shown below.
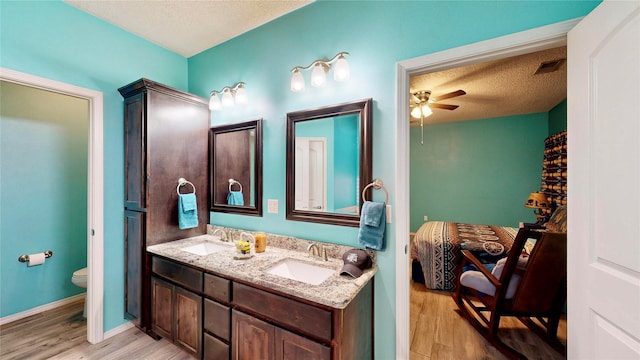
[203,333,229,360]
[233,282,332,341]
[204,273,230,302]
[152,257,202,292]
[204,298,230,341]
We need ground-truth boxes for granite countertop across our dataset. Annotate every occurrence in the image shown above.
[147,234,377,309]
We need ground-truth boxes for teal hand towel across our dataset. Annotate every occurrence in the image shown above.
[358,201,386,250]
[363,201,385,227]
[178,193,198,229]
[227,191,244,206]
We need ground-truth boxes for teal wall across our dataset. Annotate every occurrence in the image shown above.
[0,1,187,330]
[1,81,89,315]
[187,2,598,357]
[1,0,598,357]
[409,113,548,232]
[549,99,568,135]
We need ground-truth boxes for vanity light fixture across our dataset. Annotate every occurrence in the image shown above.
[209,82,248,111]
[290,51,350,92]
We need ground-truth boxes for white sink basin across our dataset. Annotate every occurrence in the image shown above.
[181,242,230,256]
[265,258,335,285]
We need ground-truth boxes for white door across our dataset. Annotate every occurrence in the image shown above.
[295,137,327,211]
[568,1,640,358]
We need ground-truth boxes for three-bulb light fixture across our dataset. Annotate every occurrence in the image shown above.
[209,82,248,111]
[290,51,350,92]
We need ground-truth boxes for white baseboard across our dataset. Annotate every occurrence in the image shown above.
[103,321,135,340]
[0,293,85,326]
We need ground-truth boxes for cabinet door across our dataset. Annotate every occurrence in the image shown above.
[124,92,146,211]
[151,276,173,339]
[275,328,330,360]
[232,310,275,360]
[174,286,202,358]
[125,210,145,326]
[204,332,230,360]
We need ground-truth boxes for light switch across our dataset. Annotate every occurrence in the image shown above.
[268,199,278,214]
[386,205,392,224]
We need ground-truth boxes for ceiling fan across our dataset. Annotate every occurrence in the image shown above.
[410,89,466,119]
[410,89,466,145]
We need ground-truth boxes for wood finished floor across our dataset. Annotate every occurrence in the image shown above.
[0,297,190,360]
[410,281,567,360]
[1,287,566,360]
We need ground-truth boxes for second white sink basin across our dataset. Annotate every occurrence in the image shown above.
[266,258,335,285]
[181,242,230,256]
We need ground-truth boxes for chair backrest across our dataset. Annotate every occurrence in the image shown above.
[510,231,567,313]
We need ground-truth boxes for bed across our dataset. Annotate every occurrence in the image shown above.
[411,221,518,291]
[411,206,567,291]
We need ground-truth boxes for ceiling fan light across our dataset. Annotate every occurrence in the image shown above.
[421,105,432,117]
[410,106,422,118]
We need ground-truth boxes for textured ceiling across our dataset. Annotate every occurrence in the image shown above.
[64,0,313,57]
[410,46,567,125]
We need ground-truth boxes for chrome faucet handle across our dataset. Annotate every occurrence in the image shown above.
[320,246,329,261]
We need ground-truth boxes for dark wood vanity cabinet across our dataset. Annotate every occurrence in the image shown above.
[119,78,210,331]
[151,257,204,358]
[149,255,373,360]
[232,310,330,360]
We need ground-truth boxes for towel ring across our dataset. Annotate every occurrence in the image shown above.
[362,178,389,204]
[228,179,243,192]
[177,178,196,195]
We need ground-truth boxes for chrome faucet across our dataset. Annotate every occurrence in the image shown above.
[307,243,328,261]
[212,228,228,242]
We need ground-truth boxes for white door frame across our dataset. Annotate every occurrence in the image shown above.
[1,67,104,344]
[394,19,580,359]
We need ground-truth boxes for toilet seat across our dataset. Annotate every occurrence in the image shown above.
[72,267,88,288]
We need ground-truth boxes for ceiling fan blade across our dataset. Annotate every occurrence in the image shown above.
[432,89,466,102]
[430,103,459,110]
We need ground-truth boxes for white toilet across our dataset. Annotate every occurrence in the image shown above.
[71,267,88,317]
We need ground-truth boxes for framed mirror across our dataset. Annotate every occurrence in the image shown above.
[286,98,372,227]
[210,119,263,216]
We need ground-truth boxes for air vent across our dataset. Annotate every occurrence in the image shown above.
[534,59,566,75]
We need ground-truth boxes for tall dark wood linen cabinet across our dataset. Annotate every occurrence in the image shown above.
[119,79,210,332]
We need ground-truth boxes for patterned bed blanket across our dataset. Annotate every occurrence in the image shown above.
[411,221,518,291]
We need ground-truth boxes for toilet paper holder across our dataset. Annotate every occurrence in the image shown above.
[18,250,53,263]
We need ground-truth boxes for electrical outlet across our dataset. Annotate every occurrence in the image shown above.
[423,215,429,221]
[268,199,278,214]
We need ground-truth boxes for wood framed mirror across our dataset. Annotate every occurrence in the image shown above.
[210,119,263,216]
[286,98,372,227]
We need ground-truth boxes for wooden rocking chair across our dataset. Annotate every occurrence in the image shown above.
[452,227,567,359]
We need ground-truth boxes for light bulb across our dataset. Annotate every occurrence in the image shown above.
[411,106,421,118]
[221,89,234,107]
[234,85,248,104]
[290,70,305,92]
[209,93,221,111]
[311,63,327,87]
[421,105,432,117]
[333,55,350,82]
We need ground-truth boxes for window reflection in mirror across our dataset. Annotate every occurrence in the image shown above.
[210,119,263,216]
[286,99,372,227]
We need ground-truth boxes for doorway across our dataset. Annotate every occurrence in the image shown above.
[0,68,104,343]
[394,19,579,359]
